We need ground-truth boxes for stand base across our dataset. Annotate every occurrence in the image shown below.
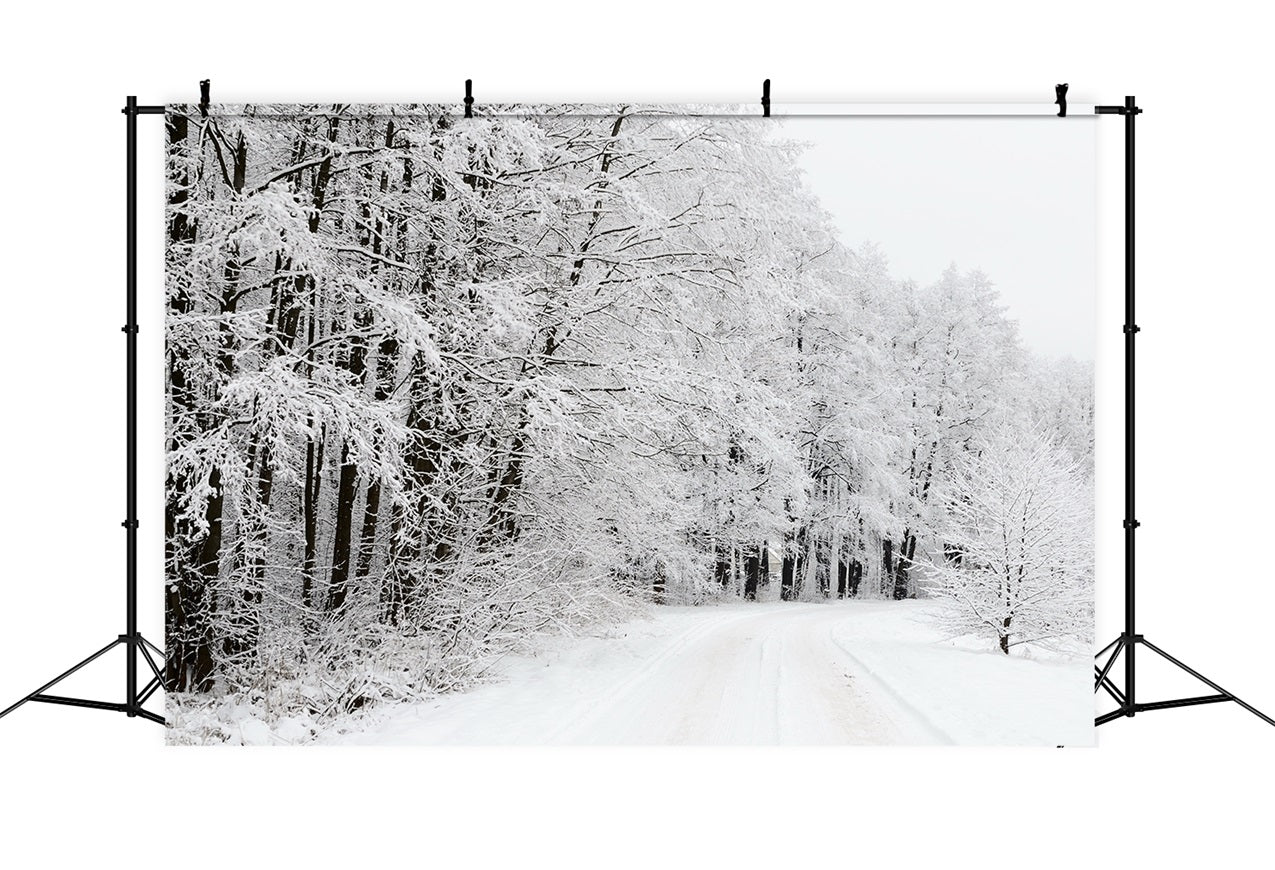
[1095,634,1275,728]
[0,634,166,725]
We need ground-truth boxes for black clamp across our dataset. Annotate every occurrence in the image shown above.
[122,520,139,530]
[199,79,211,118]
[1123,519,1140,530]
[122,325,138,334]
[1095,104,1142,116]
[1055,83,1068,117]
[761,79,771,117]
[463,79,474,118]
[1123,324,1140,334]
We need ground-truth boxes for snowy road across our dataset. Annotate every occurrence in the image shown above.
[350,601,1093,746]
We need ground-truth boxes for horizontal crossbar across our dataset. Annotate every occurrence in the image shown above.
[29,694,130,713]
[1136,694,1233,713]
[29,693,164,724]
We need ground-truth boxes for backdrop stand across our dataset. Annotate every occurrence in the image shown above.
[1093,96,1273,729]
[0,95,167,726]
[3,87,1270,735]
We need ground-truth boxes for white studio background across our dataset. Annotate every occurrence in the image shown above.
[0,1,1270,866]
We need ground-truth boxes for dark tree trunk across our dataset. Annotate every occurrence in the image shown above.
[837,538,856,599]
[882,538,895,598]
[302,425,323,610]
[356,476,383,579]
[715,541,731,590]
[743,545,761,601]
[781,528,807,601]
[325,309,372,613]
[814,533,831,598]
[487,428,527,542]
[325,443,360,613]
[780,531,796,601]
[354,338,398,584]
[893,531,916,600]
[251,452,273,585]
[793,526,808,599]
[384,397,442,624]
[1000,617,1011,654]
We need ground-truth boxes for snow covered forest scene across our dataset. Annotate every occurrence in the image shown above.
[164,104,1097,745]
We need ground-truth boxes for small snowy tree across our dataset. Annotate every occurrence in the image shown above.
[923,425,1093,654]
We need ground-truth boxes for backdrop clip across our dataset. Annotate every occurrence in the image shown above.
[1055,83,1068,117]
[199,79,210,118]
[464,79,474,118]
[762,79,771,117]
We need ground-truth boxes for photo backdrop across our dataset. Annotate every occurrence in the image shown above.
[164,104,1096,745]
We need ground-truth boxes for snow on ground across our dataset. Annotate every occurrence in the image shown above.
[339,600,1093,746]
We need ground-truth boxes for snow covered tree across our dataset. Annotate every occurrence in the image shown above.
[921,425,1094,653]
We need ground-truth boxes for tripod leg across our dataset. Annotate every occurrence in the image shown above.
[137,640,164,683]
[1096,708,1127,727]
[130,637,167,719]
[0,638,124,720]
[1140,638,1275,728]
[1095,636,1122,660]
[135,708,165,726]
[141,635,165,658]
[1094,637,1124,693]
[137,674,163,706]
[1096,670,1126,707]
[1096,668,1127,704]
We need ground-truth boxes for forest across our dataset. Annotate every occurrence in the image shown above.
[165,104,1094,736]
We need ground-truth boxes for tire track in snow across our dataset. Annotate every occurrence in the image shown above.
[825,623,954,745]
[555,604,914,744]
[545,607,762,744]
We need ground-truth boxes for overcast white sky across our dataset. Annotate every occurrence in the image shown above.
[783,116,1097,360]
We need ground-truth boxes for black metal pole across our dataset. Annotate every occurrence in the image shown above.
[1123,94,1137,717]
[125,95,139,717]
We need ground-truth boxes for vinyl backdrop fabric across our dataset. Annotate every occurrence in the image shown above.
[163,103,1097,745]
